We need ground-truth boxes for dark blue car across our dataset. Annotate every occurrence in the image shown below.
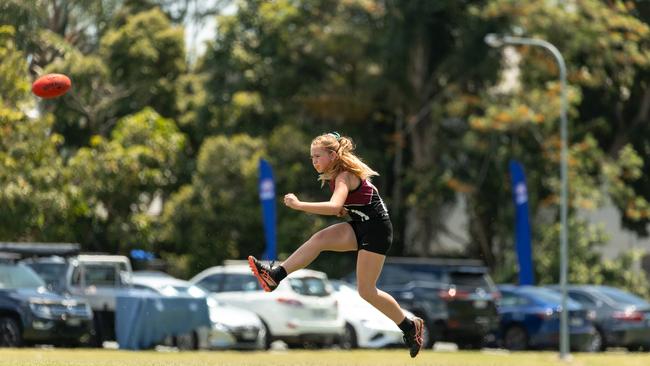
[547,285,650,351]
[496,285,598,351]
[0,262,94,347]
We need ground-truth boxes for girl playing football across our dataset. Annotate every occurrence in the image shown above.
[248,132,424,357]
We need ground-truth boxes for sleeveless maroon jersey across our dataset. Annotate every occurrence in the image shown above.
[329,178,389,222]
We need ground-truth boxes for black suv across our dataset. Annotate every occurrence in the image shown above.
[0,259,94,347]
[346,257,500,349]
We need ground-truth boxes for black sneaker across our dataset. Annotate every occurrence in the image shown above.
[248,256,279,292]
[403,317,425,358]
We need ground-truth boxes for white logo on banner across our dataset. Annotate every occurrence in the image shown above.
[515,183,528,205]
[260,179,275,200]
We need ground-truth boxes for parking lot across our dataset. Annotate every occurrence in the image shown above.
[3,244,650,354]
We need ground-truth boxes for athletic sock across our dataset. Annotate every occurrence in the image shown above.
[271,265,288,283]
[398,316,414,334]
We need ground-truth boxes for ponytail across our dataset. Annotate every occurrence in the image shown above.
[312,133,378,185]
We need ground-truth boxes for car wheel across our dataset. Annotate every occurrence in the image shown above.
[255,322,269,350]
[174,331,198,350]
[339,323,358,350]
[626,344,641,352]
[317,335,336,349]
[0,317,22,347]
[259,321,272,350]
[503,325,528,351]
[425,320,444,349]
[584,328,604,352]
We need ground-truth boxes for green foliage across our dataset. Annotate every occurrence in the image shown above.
[0,26,31,104]
[101,7,186,118]
[66,108,185,252]
[3,0,650,292]
[0,1,45,52]
[482,0,650,235]
[196,0,391,139]
[0,28,71,240]
[157,134,266,275]
[42,51,117,149]
[265,125,335,261]
[457,1,650,294]
[30,4,189,150]
[538,218,649,299]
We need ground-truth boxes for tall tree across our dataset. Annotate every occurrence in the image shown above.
[466,0,650,289]
[157,134,265,274]
[38,6,187,150]
[0,26,72,241]
[101,7,186,119]
[66,108,186,252]
[374,1,495,256]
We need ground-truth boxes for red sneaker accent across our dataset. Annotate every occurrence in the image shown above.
[414,317,424,348]
[248,256,277,292]
[404,317,424,358]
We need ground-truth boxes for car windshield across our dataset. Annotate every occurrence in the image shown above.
[523,288,562,302]
[25,262,67,289]
[289,277,331,297]
[520,287,580,307]
[378,265,442,286]
[450,272,492,290]
[596,287,649,306]
[222,274,261,292]
[0,264,46,289]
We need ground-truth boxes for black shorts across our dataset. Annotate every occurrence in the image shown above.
[347,217,393,255]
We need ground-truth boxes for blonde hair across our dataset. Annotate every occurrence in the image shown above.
[312,133,379,185]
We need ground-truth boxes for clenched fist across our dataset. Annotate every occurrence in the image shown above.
[284,193,300,209]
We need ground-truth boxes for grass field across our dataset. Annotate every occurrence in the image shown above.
[2,349,650,366]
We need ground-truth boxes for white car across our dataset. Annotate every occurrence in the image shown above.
[131,271,267,350]
[330,280,408,349]
[190,262,345,348]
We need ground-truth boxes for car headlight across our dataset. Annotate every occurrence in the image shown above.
[29,302,55,319]
[208,306,223,324]
[70,302,93,319]
[213,322,230,332]
[587,310,597,321]
[206,297,218,308]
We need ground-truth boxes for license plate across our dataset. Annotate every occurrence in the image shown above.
[570,317,583,326]
[312,309,327,318]
[66,318,82,326]
[241,330,257,340]
[473,300,487,309]
[475,316,489,325]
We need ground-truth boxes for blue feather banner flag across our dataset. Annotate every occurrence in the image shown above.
[509,160,535,285]
[259,159,277,260]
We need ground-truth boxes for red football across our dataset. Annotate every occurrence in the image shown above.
[31,73,72,99]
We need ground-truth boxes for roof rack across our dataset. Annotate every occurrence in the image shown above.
[0,252,21,263]
[0,242,81,257]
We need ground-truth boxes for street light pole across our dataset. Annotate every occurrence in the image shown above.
[484,34,570,360]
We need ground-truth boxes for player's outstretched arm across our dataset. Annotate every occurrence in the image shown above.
[284,173,350,215]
